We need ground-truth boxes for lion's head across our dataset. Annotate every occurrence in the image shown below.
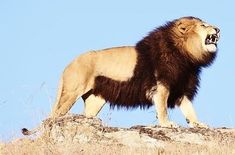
[172,17,220,61]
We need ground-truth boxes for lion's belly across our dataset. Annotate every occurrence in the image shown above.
[92,75,154,109]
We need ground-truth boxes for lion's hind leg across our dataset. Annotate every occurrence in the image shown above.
[50,62,91,118]
[51,90,80,118]
[82,92,106,117]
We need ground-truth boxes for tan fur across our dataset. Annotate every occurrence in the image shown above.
[179,96,208,128]
[83,94,105,117]
[95,47,137,81]
[51,46,137,118]
[152,83,178,127]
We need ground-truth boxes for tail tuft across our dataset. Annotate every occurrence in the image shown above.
[22,128,30,135]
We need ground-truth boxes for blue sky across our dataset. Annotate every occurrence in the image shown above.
[0,0,234,141]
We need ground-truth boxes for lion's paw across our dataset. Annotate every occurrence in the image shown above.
[160,121,179,128]
[189,121,209,128]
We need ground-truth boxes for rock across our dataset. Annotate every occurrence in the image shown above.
[39,114,235,149]
[2,114,235,154]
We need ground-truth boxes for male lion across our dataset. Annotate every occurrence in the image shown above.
[22,17,220,135]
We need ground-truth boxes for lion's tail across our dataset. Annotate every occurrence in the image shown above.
[50,76,64,117]
[22,77,64,136]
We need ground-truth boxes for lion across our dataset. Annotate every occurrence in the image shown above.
[22,16,220,135]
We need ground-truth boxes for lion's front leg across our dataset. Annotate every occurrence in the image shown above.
[179,96,208,128]
[153,83,178,128]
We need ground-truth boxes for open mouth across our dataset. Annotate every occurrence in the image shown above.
[205,34,219,46]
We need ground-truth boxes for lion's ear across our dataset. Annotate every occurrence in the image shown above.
[178,24,187,34]
[177,23,193,34]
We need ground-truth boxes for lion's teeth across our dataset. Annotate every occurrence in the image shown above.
[205,34,218,45]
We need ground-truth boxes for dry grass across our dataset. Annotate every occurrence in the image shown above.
[1,136,235,155]
[1,138,160,155]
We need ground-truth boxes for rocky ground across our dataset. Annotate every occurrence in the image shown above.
[1,114,235,155]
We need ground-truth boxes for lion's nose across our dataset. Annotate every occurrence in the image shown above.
[214,27,220,33]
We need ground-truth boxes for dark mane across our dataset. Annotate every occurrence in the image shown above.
[92,19,216,109]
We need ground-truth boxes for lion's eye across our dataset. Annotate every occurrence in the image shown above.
[201,24,206,27]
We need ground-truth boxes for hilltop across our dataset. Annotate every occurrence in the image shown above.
[1,114,235,155]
